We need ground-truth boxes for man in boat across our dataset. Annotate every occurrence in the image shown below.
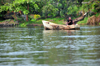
[67,17,74,25]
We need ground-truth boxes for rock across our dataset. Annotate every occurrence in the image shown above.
[87,15,100,25]
[21,15,26,20]
[0,19,19,27]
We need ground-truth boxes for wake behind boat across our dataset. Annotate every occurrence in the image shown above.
[42,20,80,30]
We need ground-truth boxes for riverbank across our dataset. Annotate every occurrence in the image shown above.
[0,17,65,27]
[77,13,100,25]
[20,15,100,26]
[77,17,88,25]
[0,15,100,27]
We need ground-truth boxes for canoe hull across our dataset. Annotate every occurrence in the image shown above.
[42,20,80,30]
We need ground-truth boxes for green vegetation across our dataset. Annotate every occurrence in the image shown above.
[0,0,100,26]
[19,17,65,27]
[95,13,100,17]
[77,17,88,25]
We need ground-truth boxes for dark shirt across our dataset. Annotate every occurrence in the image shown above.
[67,20,73,25]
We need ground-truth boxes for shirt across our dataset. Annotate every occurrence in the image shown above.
[67,20,73,25]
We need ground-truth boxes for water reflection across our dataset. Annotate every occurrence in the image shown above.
[0,26,100,66]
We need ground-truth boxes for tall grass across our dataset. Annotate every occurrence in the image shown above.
[77,17,88,25]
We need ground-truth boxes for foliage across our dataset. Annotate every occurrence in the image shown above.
[29,14,41,20]
[42,4,58,17]
[33,14,41,19]
[79,0,100,13]
[31,19,36,22]
[19,23,28,27]
[28,17,65,25]
[67,5,79,15]
[0,0,100,25]
[95,13,100,17]
[0,0,39,14]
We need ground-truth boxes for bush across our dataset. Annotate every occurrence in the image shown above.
[31,19,36,22]
[34,14,41,19]
[29,14,41,19]
[20,23,28,27]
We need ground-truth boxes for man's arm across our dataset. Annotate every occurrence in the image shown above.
[67,20,71,24]
[68,21,71,24]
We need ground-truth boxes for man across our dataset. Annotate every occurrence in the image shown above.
[67,17,74,25]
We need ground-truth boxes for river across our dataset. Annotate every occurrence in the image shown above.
[0,26,100,66]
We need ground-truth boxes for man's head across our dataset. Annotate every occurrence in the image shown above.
[68,17,71,20]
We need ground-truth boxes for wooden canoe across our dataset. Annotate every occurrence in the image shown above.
[42,20,80,30]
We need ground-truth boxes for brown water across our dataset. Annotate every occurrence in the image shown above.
[0,26,100,66]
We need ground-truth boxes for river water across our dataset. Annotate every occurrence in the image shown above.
[0,26,100,66]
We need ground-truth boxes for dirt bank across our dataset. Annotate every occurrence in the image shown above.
[87,15,100,25]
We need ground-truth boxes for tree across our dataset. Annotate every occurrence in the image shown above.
[0,0,40,21]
